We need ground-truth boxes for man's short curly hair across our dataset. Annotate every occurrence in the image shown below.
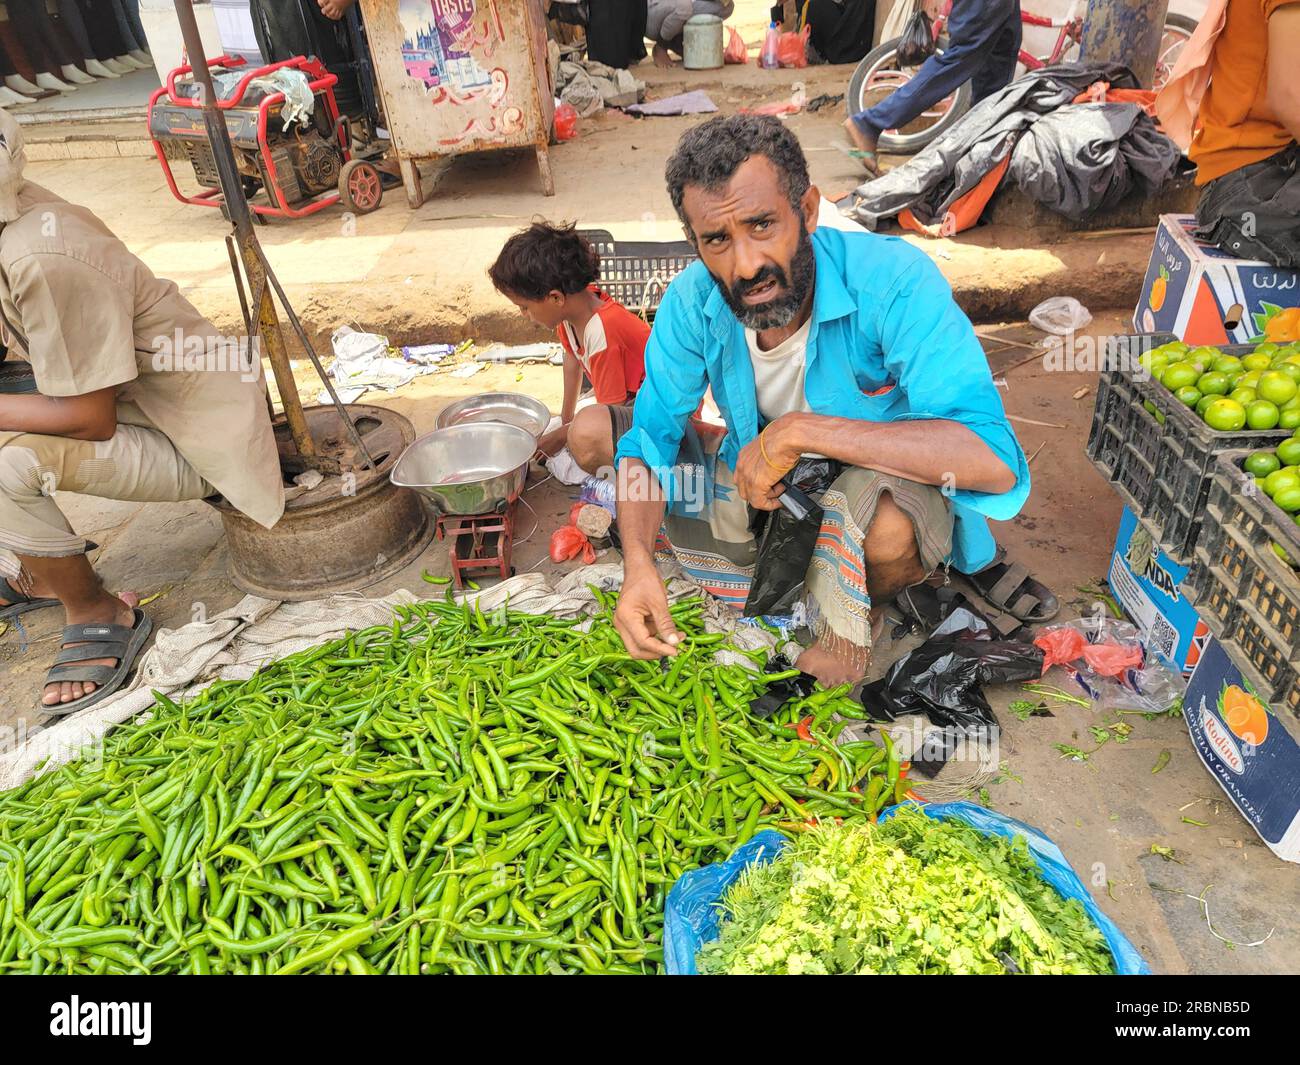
[665,114,811,238]
[488,220,600,300]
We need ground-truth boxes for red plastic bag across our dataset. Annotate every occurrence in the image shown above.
[776,26,809,68]
[550,524,595,564]
[554,102,578,142]
[744,99,802,116]
[1080,641,1145,678]
[1034,625,1142,677]
[724,27,748,64]
[1033,627,1088,671]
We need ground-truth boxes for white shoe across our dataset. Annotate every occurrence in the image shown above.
[84,59,120,79]
[34,72,77,93]
[60,64,96,85]
[129,49,153,67]
[0,86,35,106]
[103,57,134,74]
[5,75,41,95]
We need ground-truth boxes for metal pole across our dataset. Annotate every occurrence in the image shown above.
[1079,0,1172,88]
[172,0,318,461]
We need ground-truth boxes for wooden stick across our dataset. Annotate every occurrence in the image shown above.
[976,331,1041,352]
[1009,414,1068,429]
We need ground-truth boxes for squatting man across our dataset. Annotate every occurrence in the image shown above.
[600,115,1036,687]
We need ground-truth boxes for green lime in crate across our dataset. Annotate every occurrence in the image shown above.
[1186,444,1300,721]
[1087,334,1297,566]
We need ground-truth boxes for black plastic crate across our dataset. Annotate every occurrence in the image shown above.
[1086,334,1290,566]
[1185,449,1300,720]
[578,228,697,320]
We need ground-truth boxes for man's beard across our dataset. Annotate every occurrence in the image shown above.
[715,226,816,332]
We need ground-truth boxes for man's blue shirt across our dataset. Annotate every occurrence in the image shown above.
[613,226,1029,573]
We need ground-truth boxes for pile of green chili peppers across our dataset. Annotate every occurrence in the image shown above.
[0,592,893,975]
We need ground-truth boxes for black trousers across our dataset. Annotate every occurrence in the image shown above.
[7,0,80,70]
[72,0,130,60]
[1196,143,1300,270]
[806,0,876,66]
[248,0,362,114]
[586,0,647,69]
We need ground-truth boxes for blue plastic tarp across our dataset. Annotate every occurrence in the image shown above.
[663,802,1150,975]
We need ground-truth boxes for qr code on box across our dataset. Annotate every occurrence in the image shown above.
[1147,613,1177,661]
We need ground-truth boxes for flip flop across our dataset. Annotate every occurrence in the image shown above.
[832,140,881,177]
[38,608,153,717]
[0,577,59,620]
[960,547,1060,625]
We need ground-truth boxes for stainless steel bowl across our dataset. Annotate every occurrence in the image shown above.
[391,423,536,515]
[434,392,550,440]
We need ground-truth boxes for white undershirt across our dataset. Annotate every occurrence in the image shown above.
[746,315,813,425]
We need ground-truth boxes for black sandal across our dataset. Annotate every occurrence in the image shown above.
[38,608,153,716]
[961,547,1060,625]
[0,577,59,621]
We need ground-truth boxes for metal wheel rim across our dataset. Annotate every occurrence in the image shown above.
[857,49,962,136]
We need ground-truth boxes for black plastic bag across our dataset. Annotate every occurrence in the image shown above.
[896,10,936,67]
[860,607,1045,729]
[743,457,844,618]
[746,654,819,719]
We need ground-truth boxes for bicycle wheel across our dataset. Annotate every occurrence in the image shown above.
[1154,12,1197,91]
[845,37,973,156]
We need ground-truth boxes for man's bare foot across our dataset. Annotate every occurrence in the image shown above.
[841,117,881,175]
[652,42,676,68]
[43,594,139,707]
[796,639,869,689]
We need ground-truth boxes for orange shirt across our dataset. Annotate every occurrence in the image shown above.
[557,287,649,406]
[1190,0,1300,184]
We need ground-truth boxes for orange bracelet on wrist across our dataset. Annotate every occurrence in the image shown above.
[759,429,796,475]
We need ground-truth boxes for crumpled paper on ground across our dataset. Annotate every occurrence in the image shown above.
[0,563,778,791]
[320,325,450,404]
[556,58,644,117]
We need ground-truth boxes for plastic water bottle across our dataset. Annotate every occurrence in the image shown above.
[579,475,617,515]
[760,21,780,69]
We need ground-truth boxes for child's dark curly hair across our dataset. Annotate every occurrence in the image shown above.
[488,220,601,301]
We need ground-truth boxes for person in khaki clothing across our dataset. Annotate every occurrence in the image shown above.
[0,110,284,714]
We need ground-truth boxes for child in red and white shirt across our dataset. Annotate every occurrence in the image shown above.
[490,222,648,474]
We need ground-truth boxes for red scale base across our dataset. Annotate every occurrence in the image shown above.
[435,507,515,589]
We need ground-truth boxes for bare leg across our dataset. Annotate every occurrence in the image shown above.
[652,42,676,68]
[566,405,616,476]
[3,554,135,707]
[795,492,926,687]
[842,116,879,155]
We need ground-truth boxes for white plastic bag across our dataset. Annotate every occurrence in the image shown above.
[1029,296,1092,335]
[546,446,588,486]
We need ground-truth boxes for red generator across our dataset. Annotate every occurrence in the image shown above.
[148,54,383,221]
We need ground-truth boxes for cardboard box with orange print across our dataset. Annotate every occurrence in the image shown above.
[1134,215,1300,346]
[1108,507,1211,676]
[1184,637,1300,863]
